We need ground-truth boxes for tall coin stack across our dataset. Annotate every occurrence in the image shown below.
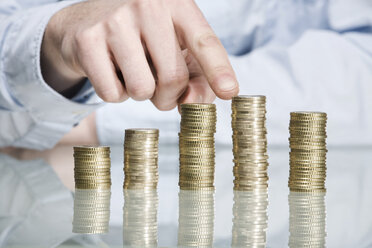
[288,112,327,192]
[231,189,268,248]
[124,129,159,190]
[179,104,216,190]
[289,191,327,247]
[178,190,215,247]
[123,189,158,248]
[231,95,269,191]
[72,189,111,234]
[73,146,111,189]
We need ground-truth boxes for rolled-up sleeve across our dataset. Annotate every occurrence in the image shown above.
[0,0,102,150]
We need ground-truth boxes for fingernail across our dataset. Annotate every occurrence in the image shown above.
[219,80,237,92]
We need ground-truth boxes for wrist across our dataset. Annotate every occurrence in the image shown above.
[41,7,85,98]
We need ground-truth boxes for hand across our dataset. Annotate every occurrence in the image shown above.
[41,0,239,110]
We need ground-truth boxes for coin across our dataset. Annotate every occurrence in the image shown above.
[73,146,111,190]
[288,112,327,192]
[231,96,269,192]
[124,129,159,190]
[178,104,216,190]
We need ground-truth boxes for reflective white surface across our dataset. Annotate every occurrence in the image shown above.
[0,145,371,247]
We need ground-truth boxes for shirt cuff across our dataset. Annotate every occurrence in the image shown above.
[2,0,102,122]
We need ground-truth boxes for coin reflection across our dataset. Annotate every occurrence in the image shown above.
[289,191,327,248]
[231,189,268,248]
[123,189,158,248]
[72,188,111,234]
[178,189,215,248]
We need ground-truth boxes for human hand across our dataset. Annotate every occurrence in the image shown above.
[41,0,239,110]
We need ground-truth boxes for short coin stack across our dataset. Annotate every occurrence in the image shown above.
[179,104,216,190]
[178,190,215,247]
[123,189,158,248]
[124,129,159,190]
[72,189,111,234]
[73,146,111,189]
[289,191,327,247]
[231,189,268,248]
[288,112,327,192]
[231,95,269,191]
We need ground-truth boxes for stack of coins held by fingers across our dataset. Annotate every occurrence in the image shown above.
[231,189,269,248]
[73,146,111,189]
[231,96,269,191]
[124,129,159,190]
[179,104,216,190]
[123,189,158,248]
[177,190,215,247]
[288,112,327,192]
[72,189,111,234]
[289,191,327,247]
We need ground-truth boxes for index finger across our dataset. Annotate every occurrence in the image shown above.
[171,1,239,100]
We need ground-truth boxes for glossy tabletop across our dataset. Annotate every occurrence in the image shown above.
[0,145,371,247]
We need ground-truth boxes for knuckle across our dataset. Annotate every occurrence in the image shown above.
[128,82,155,100]
[213,65,232,76]
[105,8,128,32]
[75,27,100,48]
[130,0,152,11]
[106,16,122,32]
[160,68,189,87]
[195,32,221,50]
[98,89,123,103]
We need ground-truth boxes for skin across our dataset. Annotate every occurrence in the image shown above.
[41,0,239,110]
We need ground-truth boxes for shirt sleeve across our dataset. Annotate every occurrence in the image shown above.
[0,0,103,150]
[194,0,329,55]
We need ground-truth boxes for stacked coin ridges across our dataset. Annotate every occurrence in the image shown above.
[289,191,327,248]
[72,189,111,234]
[178,190,215,248]
[231,189,268,248]
[74,146,111,189]
[231,95,269,191]
[123,189,158,248]
[289,112,327,192]
[124,129,159,190]
[179,104,216,190]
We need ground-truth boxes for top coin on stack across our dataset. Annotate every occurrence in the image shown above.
[124,129,159,190]
[231,95,269,191]
[73,146,111,190]
[179,104,216,190]
[288,112,327,192]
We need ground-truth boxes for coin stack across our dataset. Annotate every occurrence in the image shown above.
[288,112,327,192]
[289,191,327,248]
[73,146,111,189]
[178,190,215,247]
[123,189,158,248]
[124,129,159,190]
[179,104,216,190]
[231,95,269,191]
[231,189,268,248]
[72,188,111,234]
